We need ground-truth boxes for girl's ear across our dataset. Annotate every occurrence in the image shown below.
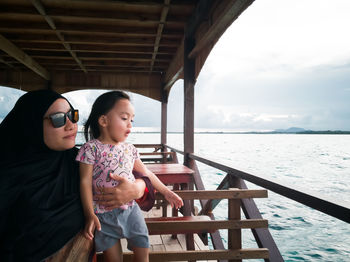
[98,115,108,127]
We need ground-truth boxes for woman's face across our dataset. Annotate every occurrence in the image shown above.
[43,98,78,151]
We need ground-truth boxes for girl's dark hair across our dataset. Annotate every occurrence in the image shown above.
[84,91,130,141]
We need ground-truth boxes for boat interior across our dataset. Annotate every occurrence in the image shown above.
[1,1,349,261]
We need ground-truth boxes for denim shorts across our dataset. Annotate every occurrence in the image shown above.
[95,204,149,252]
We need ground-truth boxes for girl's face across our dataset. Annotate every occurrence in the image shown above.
[100,98,134,144]
[43,98,78,151]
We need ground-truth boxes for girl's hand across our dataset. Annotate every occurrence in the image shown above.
[94,175,146,210]
[164,190,183,209]
[84,214,101,240]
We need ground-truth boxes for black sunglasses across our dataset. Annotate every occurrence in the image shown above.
[44,110,79,128]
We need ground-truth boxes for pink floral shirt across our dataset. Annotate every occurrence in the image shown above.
[76,139,140,213]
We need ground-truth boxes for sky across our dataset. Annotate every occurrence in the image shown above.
[1,0,350,132]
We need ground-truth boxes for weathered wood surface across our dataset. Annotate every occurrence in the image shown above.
[156,189,267,200]
[146,163,194,175]
[139,152,173,156]
[0,33,50,80]
[0,0,255,101]
[146,217,268,235]
[122,249,269,262]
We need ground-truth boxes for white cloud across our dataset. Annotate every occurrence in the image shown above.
[204,104,302,130]
[204,0,350,79]
[253,114,293,123]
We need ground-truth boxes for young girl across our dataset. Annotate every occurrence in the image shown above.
[76,91,183,262]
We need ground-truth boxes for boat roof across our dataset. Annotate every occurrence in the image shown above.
[0,0,254,101]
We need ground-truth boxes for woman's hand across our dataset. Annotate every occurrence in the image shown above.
[94,175,146,211]
[163,190,183,209]
[84,214,101,240]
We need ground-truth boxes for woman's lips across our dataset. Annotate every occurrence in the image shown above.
[64,133,76,139]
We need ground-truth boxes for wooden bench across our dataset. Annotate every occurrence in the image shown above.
[120,188,270,262]
[134,144,177,163]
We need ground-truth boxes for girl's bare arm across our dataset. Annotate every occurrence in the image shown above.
[79,162,101,239]
[133,159,183,208]
[79,163,95,217]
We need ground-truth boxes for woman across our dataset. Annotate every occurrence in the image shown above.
[0,90,154,262]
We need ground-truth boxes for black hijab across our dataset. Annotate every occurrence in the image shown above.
[0,90,84,262]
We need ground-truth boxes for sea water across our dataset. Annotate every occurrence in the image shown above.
[77,133,350,261]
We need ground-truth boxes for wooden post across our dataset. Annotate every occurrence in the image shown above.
[228,188,242,262]
[183,35,196,251]
[183,35,195,161]
[161,89,168,163]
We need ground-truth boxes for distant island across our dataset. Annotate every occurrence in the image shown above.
[261,127,350,134]
[129,127,350,134]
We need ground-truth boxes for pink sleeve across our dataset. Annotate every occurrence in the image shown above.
[75,142,96,165]
[131,144,140,160]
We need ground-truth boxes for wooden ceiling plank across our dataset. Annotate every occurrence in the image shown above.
[47,15,184,29]
[188,0,254,58]
[0,56,15,68]
[30,0,87,73]
[0,21,183,39]
[0,33,50,80]
[29,55,170,63]
[19,44,175,55]
[150,0,170,72]
[8,34,179,47]
[40,0,194,15]
[31,59,169,66]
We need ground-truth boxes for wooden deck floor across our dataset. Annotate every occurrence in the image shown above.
[120,205,216,262]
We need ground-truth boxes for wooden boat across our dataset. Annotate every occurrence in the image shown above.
[1,1,349,261]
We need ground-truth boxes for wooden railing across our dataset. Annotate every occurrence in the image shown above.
[163,144,350,262]
[123,189,269,262]
[134,143,177,163]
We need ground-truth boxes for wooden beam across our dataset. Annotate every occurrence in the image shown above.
[156,189,268,200]
[232,178,284,262]
[183,35,195,157]
[49,68,164,74]
[163,39,184,90]
[188,0,255,58]
[189,152,350,224]
[0,34,50,80]
[0,22,183,39]
[30,0,87,73]
[0,57,14,68]
[28,56,169,63]
[122,249,269,261]
[19,51,172,61]
[16,43,176,55]
[9,34,179,47]
[146,219,268,234]
[228,194,241,262]
[46,15,184,29]
[11,0,195,15]
[161,89,168,147]
[0,69,47,91]
[185,0,214,38]
[31,59,168,67]
[150,0,170,72]
[50,71,163,101]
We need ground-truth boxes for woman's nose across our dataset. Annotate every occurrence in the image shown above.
[64,116,74,130]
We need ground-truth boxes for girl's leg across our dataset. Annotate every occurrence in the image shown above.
[103,240,123,262]
[132,247,149,262]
